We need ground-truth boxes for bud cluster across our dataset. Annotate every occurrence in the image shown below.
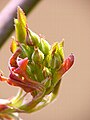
[0,7,74,119]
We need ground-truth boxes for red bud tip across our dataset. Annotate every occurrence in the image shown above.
[58,54,74,78]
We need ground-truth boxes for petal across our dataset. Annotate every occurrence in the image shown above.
[57,54,74,79]
[16,57,29,71]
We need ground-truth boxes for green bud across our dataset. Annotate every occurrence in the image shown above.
[42,67,52,78]
[52,41,64,63]
[29,29,40,46]
[14,7,26,43]
[45,52,62,70]
[39,38,50,56]
[20,44,34,60]
[27,63,44,82]
[52,53,62,69]
[31,48,44,64]
[53,55,61,69]
[47,41,64,69]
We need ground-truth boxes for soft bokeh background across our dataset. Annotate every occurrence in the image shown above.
[0,0,90,120]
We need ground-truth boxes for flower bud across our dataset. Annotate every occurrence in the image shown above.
[48,41,64,69]
[32,48,44,64]
[29,29,40,46]
[20,44,34,60]
[45,45,63,70]
[52,41,64,63]
[39,38,50,56]
[42,67,52,78]
[10,37,17,53]
[14,7,27,43]
[0,7,74,116]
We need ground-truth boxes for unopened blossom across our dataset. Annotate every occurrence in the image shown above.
[0,7,74,119]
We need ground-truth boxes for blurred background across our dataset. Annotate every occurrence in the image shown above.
[0,0,90,120]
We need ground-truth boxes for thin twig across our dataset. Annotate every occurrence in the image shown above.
[0,0,41,47]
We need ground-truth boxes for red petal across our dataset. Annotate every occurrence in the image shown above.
[17,57,29,71]
[58,54,74,78]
